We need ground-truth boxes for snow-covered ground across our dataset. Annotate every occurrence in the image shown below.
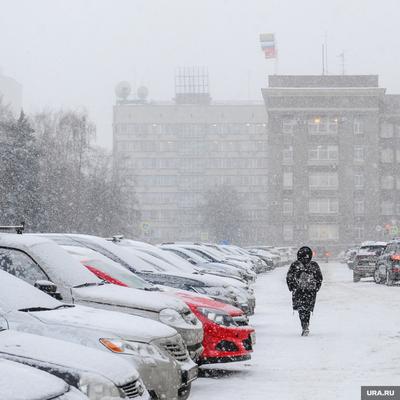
[192,262,400,400]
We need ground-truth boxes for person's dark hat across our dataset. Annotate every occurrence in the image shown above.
[297,246,313,263]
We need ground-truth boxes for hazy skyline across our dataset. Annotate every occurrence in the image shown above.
[1,0,399,148]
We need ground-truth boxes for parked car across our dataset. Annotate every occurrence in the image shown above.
[42,234,254,315]
[64,246,255,365]
[160,244,246,281]
[162,243,256,283]
[353,241,386,282]
[0,325,149,400]
[2,233,203,364]
[0,263,196,400]
[374,239,400,286]
[0,359,88,400]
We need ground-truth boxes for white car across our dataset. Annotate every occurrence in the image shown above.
[0,328,149,400]
[0,268,195,400]
[0,359,88,400]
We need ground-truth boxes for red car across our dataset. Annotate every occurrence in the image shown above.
[65,247,256,364]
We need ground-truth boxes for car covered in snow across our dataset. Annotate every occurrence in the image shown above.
[63,246,256,364]
[41,234,255,315]
[0,359,88,400]
[0,323,149,400]
[353,241,386,282]
[0,233,203,363]
[0,268,195,400]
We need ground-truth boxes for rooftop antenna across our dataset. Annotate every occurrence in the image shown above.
[338,51,345,75]
[325,32,328,74]
[322,44,325,75]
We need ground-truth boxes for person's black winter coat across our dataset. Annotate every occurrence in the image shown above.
[286,260,323,312]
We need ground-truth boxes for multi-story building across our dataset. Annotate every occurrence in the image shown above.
[378,95,400,238]
[262,75,386,249]
[113,76,268,244]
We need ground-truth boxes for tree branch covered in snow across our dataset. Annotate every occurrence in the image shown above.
[0,104,140,236]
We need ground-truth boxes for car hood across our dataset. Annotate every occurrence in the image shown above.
[29,304,178,343]
[0,330,139,386]
[173,292,244,316]
[72,283,188,313]
[0,358,70,400]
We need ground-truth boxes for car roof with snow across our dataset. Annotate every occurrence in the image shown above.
[0,233,100,287]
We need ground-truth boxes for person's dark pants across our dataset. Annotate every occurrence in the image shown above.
[299,310,311,330]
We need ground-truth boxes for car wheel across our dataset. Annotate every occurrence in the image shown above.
[178,383,192,400]
[353,272,361,282]
[386,271,394,286]
[373,269,381,284]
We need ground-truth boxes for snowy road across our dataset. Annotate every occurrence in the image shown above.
[192,263,400,400]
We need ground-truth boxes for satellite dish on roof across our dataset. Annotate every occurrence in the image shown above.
[137,86,149,101]
[115,81,131,100]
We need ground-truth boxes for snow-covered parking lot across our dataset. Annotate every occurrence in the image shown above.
[193,263,400,400]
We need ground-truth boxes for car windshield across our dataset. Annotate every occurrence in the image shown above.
[360,245,385,253]
[0,269,62,312]
[82,258,152,289]
[29,241,101,287]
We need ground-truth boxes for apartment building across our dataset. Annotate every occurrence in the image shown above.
[262,75,385,248]
[113,85,268,244]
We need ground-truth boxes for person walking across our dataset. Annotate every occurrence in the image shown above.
[286,246,323,336]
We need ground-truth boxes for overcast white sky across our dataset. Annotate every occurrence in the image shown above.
[0,0,399,148]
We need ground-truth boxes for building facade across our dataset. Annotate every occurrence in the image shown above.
[113,94,268,244]
[262,75,386,249]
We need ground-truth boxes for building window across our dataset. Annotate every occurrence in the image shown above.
[353,117,364,135]
[381,148,394,163]
[308,145,338,161]
[308,224,339,241]
[308,117,338,135]
[282,146,293,164]
[354,226,364,240]
[309,173,338,190]
[282,119,296,134]
[381,122,394,138]
[381,175,395,190]
[283,172,293,189]
[354,174,364,189]
[283,224,294,241]
[381,201,394,215]
[309,198,338,214]
[354,199,365,215]
[283,199,293,215]
[354,146,365,163]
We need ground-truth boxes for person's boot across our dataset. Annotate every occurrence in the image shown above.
[301,322,309,336]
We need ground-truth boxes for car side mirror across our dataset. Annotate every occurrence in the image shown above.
[34,280,62,300]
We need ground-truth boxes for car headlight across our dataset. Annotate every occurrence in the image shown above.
[159,308,193,329]
[100,338,169,362]
[197,307,237,327]
[78,373,121,400]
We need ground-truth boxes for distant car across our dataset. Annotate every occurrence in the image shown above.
[353,241,386,282]
[0,359,88,400]
[374,239,400,286]
[66,248,255,365]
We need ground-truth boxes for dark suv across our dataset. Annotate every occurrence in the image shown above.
[374,239,400,285]
[353,242,386,282]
